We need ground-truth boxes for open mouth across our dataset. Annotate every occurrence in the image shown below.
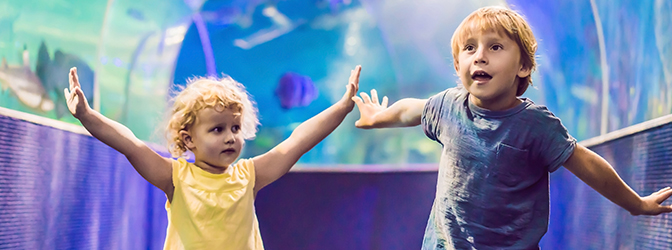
[471,70,492,81]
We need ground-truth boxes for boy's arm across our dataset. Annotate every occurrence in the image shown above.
[65,68,173,197]
[252,66,361,192]
[563,144,672,215]
[351,89,426,129]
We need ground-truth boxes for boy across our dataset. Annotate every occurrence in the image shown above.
[352,6,672,249]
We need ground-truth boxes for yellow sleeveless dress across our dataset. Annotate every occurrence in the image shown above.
[163,158,264,250]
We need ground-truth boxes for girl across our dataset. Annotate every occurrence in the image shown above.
[64,66,361,249]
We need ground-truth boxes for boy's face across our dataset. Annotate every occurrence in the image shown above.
[182,107,244,173]
[455,29,531,110]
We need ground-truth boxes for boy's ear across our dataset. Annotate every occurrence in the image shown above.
[454,61,460,72]
[180,130,194,149]
[518,63,531,78]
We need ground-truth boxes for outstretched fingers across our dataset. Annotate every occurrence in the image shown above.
[371,89,379,104]
[63,88,71,101]
[349,65,361,85]
[69,67,80,90]
[75,87,86,102]
[65,68,79,103]
[352,96,364,106]
[660,205,672,214]
[360,92,372,104]
[358,89,387,107]
[654,187,672,204]
[345,66,361,99]
[66,86,82,102]
[69,68,74,90]
[654,186,671,194]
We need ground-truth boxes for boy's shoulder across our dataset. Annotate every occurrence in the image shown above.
[427,85,468,104]
[517,98,564,125]
[520,98,554,115]
[444,85,468,98]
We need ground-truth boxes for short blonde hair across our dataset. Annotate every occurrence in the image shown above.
[451,6,537,96]
[166,76,259,157]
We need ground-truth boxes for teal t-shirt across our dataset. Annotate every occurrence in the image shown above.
[421,86,576,250]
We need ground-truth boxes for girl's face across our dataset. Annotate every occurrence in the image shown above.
[181,107,245,174]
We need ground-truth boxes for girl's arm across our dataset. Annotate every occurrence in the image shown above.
[563,144,672,215]
[351,90,426,129]
[252,66,361,192]
[65,68,174,199]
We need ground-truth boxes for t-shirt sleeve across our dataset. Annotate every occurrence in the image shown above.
[422,91,447,142]
[533,107,577,172]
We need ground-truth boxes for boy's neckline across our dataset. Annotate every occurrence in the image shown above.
[467,94,531,118]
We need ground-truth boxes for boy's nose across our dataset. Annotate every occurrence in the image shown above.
[474,48,488,64]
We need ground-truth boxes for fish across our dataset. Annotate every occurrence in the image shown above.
[36,41,95,118]
[274,72,318,109]
[0,47,54,112]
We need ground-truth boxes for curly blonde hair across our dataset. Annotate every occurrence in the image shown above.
[166,76,259,157]
[451,6,538,96]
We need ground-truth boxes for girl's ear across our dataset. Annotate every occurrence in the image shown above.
[180,130,194,149]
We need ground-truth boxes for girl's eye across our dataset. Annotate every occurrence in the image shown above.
[212,127,222,133]
[232,125,240,133]
[491,44,503,51]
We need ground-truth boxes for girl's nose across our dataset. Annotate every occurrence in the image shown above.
[225,137,235,144]
[224,133,235,144]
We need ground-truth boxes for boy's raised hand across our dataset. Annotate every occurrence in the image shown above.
[352,88,389,129]
[63,67,91,119]
[636,187,672,215]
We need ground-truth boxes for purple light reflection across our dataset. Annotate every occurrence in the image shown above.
[192,12,217,76]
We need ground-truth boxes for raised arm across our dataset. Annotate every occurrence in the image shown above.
[65,68,173,198]
[252,66,361,192]
[351,89,426,129]
[563,144,672,215]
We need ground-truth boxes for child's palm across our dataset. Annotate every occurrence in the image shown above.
[63,67,91,119]
[352,89,388,128]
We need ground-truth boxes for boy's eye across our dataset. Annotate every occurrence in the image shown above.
[463,44,475,51]
[212,127,223,133]
[491,44,503,51]
[231,125,241,133]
